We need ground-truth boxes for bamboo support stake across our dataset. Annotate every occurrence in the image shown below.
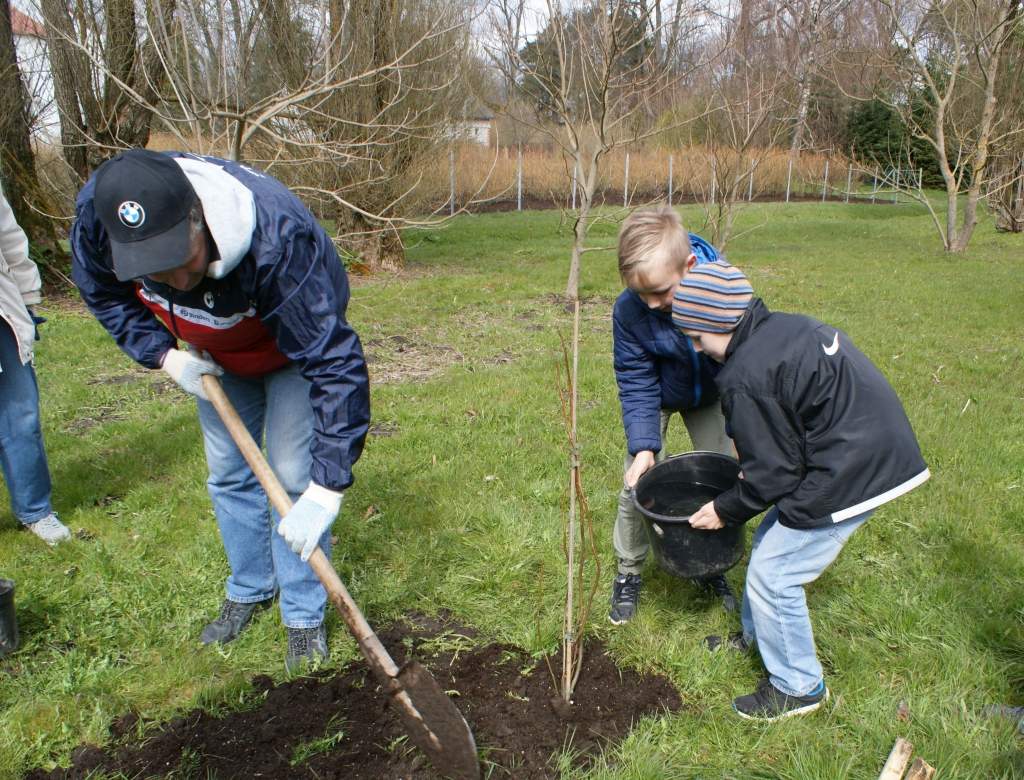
[561,295,581,702]
[878,738,914,780]
[846,164,852,203]
[822,160,830,202]
[785,158,793,202]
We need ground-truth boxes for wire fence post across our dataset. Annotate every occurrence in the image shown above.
[822,160,830,202]
[668,154,674,207]
[845,164,852,203]
[917,168,923,192]
[517,144,523,212]
[449,146,456,217]
[893,168,899,204]
[710,157,717,205]
[785,158,793,203]
[747,161,755,202]
[624,152,630,208]
[571,160,578,211]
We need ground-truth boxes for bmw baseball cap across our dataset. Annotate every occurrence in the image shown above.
[93,150,200,281]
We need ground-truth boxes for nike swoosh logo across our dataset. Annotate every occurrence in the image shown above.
[822,332,839,356]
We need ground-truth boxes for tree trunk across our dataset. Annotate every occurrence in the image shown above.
[39,0,98,180]
[331,0,406,273]
[789,77,811,158]
[950,0,1020,252]
[336,210,404,274]
[40,0,169,178]
[0,0,62,255]
[99,0,175,158]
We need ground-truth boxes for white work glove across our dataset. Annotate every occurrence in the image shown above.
[161,347,224,400]
[277,484,344,561]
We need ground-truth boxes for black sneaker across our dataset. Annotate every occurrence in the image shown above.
[704,631,751,653]
[285,625,329,673]
[733,678,829,721]
[694,575,738,612]
[199,598,272,645]
[609,573,642,625]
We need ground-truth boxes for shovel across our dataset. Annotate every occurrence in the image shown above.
[202,375,480,780]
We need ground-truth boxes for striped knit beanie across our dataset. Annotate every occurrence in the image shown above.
[671,261,754,333]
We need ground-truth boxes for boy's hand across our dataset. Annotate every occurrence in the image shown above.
[625,450,656,488]
[689,500,724,530]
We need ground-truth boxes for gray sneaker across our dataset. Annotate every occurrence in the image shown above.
[733,678,829,721]
[26,513,71,545]
[200,598,272,645]
[285,625,329,673]
[609,573,642,625]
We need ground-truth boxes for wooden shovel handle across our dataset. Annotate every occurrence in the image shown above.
[201,374,400,681]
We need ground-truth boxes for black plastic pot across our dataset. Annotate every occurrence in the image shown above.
[0,579,18,657]
[632,452,744,579]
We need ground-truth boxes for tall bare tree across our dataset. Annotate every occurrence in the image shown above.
[488,0,712,299]
[851,0,1023,251]
[696,57,791,246]
[487,0,715,703]
[36,0,174,181]
[778,0,855,156]
[101,0,473,272]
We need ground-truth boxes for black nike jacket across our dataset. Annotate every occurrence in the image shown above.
[711,298,929,529]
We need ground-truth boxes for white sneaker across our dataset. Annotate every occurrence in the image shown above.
[26,513,71,545]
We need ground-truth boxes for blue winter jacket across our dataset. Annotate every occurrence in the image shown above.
[613,233,722,456]
[70,152,370,492]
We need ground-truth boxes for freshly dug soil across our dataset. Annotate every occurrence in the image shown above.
[28,614,681,779]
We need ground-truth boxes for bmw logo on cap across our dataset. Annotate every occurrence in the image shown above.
[117,200,146,228]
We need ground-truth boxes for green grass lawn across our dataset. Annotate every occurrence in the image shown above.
[1,201,1022,779]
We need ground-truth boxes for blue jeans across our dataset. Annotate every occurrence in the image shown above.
[0,319,52,524]
[740,506,872,696]
[196,364,330,628]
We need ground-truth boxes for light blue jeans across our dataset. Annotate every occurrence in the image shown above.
[0,319,53,524]
[196,363,330,628]
[741,506,872,696]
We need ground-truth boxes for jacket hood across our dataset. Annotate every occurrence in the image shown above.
[725,297,769,360]
[689,233,719,265]
[173,156,256,279]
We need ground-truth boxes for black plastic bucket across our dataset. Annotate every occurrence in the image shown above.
[0,579,18,656]
[632,452,744,579]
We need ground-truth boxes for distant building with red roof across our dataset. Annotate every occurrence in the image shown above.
[11,7,45,38]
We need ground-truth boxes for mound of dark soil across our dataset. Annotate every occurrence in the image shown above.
[28,614,681,779]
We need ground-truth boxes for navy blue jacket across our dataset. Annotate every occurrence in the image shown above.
[70,152,370,492]
[613,233,722,455]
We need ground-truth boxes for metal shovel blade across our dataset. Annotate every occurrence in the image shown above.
[392,660,479,780]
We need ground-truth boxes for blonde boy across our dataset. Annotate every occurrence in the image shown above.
[608,205,735,624]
